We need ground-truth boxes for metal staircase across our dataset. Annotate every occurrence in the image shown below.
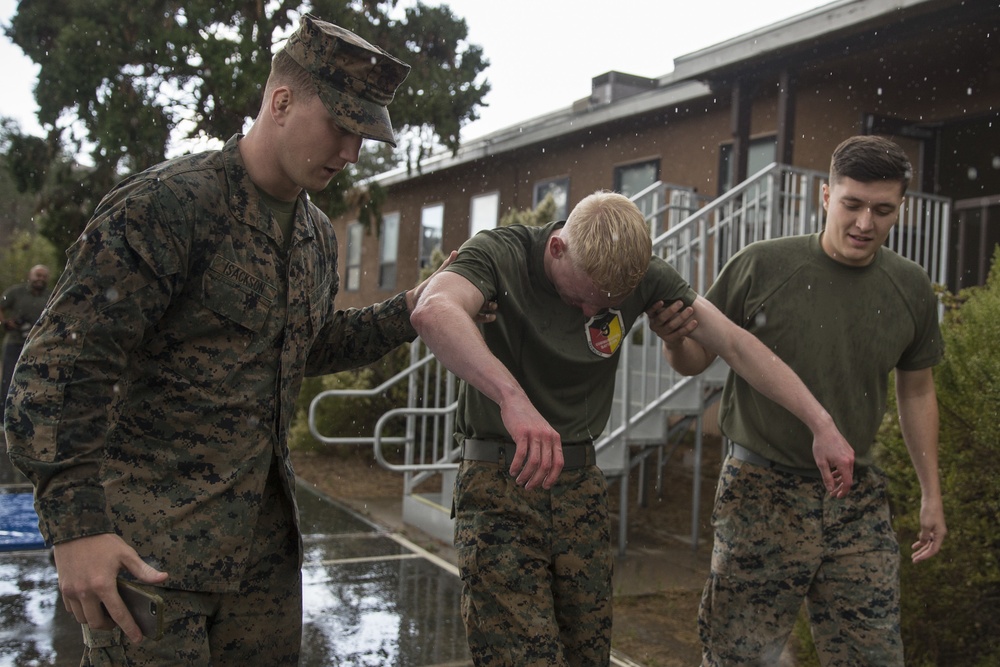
[309,163,951,554]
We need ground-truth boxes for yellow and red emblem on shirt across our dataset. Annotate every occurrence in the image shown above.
[586,308,625,358]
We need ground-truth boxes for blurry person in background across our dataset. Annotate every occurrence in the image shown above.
[1,264,51,417]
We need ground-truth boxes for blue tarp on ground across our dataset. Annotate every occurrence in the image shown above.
[0,493,47,551]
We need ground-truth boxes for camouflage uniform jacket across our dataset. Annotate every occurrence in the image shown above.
[5,135,416,592]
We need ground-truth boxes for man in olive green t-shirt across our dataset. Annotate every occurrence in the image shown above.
[661,135,947,666]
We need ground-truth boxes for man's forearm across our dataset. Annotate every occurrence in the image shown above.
[720,328,837,436]
[688,301,837,436]
[411,293,525,411]
[897,371,943,501]
[662,338,715,376]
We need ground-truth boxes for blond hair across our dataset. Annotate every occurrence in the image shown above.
[562,191,652,297]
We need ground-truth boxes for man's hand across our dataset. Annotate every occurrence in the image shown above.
[500,394,564,491]
[649,298,715,376]
[474,300,498,324]
[53,534,169,644]
[647,299,698,348]
[811,427,855,498]
[911,497,946,563]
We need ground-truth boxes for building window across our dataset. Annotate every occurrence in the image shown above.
[378,211,400,290]
[420,203,444,269]
[345,221,363,291]
[613,159,660,198]
[534,177,570,219]
[469,192,499,237]
[718,136,778,193]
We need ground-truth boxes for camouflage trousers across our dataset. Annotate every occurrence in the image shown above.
[80,468,301,667]
[454,459,613,666]
[699,456,902,666]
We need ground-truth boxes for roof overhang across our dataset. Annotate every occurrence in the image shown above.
[374,80,711,186]
[671,0,954,83]
[373,0,953,187]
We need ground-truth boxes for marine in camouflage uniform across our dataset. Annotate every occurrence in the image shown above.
[414,191,848,666]
[662,136,947,666]
[5,15,415,666]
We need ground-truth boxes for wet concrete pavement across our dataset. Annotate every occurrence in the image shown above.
[2,448,472,667]
[2,448,710,666]
[296,486,471,666]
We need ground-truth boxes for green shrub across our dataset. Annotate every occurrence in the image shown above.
[876,248,1000,665]
[500,192,557,227]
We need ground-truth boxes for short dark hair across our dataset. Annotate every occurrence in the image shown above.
[829,135,912,194]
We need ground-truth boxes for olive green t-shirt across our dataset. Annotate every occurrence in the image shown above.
[445,221,697,443]
[706,233,944,468]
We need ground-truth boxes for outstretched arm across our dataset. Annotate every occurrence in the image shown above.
[896,367,946,563]
[410,271,563,490]
[683,296,855,497]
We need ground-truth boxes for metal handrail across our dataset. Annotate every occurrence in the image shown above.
[372,402,461,472]
[307,351,439,445]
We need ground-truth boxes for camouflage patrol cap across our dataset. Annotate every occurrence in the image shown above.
[282,14,410,146]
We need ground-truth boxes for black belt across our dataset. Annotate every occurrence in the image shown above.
[728,442,824,479]
[462,439,596,469]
